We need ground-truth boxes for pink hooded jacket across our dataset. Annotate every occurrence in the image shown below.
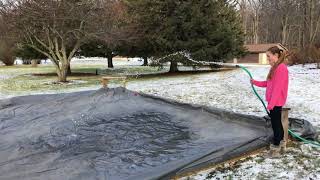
[252,63,289,110]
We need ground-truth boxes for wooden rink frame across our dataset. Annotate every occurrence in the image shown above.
[281,107,291,147]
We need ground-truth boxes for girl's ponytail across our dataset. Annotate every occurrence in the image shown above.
[267,46,288,80]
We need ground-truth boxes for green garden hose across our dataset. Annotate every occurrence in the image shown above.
[236,65,270,116]
[237,65,320,147]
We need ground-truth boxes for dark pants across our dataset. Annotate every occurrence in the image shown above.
[270,106,284,146]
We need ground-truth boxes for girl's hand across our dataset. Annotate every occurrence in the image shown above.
[267,104,274,110]
[250,79,254,84]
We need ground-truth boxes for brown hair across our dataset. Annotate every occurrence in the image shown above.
[267,46,288,80]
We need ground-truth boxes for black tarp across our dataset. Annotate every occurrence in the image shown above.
[0,87,317,180]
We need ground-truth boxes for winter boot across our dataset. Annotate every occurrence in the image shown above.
[265,144,281,158]
[279,140,287,153]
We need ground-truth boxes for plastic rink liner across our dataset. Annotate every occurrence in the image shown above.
[0,87,317,180]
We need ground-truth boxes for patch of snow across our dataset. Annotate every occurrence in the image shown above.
[127,64,320,127]
[125,63,320,180]
[13,57,144,66]
[71,57,144,66]
[123,63,318,180]
[43,80,88,85]
[187,143,320,179]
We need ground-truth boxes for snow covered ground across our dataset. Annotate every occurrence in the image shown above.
[127,63,320,180]
[14,57,144,66]
[0,60,319,179]
[128,63,320,127]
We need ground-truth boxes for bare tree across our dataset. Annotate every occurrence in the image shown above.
[235,0,249,44]
[247,0,262,44]
[260,0,298,46]
[0,13,16,66]
[0,0,126,82]
[304,0,320,45]
[0,40,15,66]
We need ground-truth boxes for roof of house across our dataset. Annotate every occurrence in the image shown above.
[245,43,288,53]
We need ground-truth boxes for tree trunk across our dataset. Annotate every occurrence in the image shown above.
[142,56,148,66]
[31,59,38,67]
[169,61,179,73]
[22,60,31,65]
[240,0,248,44]
[57,65,68,82]
[254,14,259,44]
[107,53,114,68]
[309,0,314,44]
[303,0,308,48]
[3,57,15,66]
[281,16,289,45]
[299,26,303,48]
[67,63,72,75]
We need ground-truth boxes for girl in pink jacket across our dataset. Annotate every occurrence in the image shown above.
[251,46,289,153]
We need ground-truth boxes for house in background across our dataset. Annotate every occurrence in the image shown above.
[234,43,288,64]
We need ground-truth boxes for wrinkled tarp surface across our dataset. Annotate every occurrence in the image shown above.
[0,87,317,180]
